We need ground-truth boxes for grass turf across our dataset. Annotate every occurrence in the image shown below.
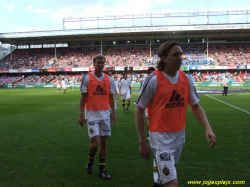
[0,88,249,187]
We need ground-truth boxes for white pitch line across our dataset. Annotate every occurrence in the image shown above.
[205,94,250,115]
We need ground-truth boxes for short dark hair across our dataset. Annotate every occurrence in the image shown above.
[93,54,106,64]
[147,67,156,74]
[156,41,181,70]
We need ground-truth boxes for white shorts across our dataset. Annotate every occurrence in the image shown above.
[62,86,66,89]
[57,85,60,89]
[152,144,183,185]
[87,119,111,139]
[121,92,131,100]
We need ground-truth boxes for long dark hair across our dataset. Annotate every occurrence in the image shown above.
[156,41,181,70]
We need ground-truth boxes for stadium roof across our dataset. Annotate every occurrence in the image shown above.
[0,23,250,45]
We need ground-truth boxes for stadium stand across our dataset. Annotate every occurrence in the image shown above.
[1,44,250,70]
[56,48,101,68]
[189,72,202,82]
[200,72,241,82]
[0,76,22,84]
[0,44,250,87]
[105,47,150,67]
[208,44,250,66]
[239,73,250,82]
[0,48,60,70]
[0,47,152,69]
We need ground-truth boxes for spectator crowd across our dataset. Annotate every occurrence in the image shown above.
[0,44,250,87]
[1,44,249,71]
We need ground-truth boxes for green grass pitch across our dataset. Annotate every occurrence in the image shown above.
[0,88,249,187]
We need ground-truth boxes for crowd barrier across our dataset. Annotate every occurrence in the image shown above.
[3,81,250,89]
[0,64,250,74]
[193,82,250,87]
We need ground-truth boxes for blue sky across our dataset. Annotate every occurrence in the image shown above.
[0,0,249,33]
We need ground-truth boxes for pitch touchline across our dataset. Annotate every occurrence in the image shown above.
[204,94,250,115]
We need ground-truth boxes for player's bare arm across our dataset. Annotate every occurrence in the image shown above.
[78,93,87,126]
[191,103,216,148]
[134,106,151,161]
[109,93,116,124]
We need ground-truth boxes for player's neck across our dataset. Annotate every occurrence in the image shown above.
[163,68,177,77]
[93,71,102,78]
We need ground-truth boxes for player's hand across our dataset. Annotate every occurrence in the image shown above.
[111,113,116,125]
[206,129,216,148]
[139,141,151,161]
[78,114,85,127]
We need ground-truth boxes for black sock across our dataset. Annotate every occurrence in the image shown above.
[122,102,125,110]
[99,159,106,171]
[153,182,163,187]
[88,155,94,163]
[126,101,130,110]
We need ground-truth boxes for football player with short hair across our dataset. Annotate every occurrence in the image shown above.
[114,76,120,102]
[61,77,67,94]
[78,54,116,179]
[120,72,132,113]
[56,78,61,93]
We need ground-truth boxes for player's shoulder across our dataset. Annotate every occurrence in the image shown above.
[109,76,115,83]
[141,72,157,89]
[82,73,89,78]
[145,72,157,83]
[81,73,89,83]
